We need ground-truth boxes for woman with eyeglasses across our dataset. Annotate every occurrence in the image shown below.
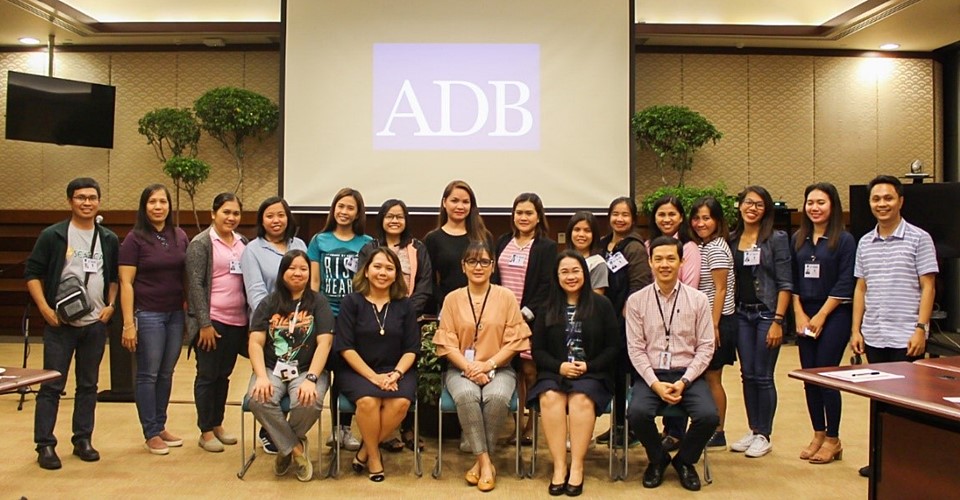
[530,250,619,496]
[432,241,531,492]
[729,186,793,458]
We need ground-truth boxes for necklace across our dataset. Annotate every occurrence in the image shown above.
[372,302,390,335]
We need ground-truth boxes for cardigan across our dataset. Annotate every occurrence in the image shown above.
[185,227,249,348]
[24,219,119,308]
[492,233,558,321]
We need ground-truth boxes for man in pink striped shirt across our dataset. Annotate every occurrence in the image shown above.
[625,236,717,492]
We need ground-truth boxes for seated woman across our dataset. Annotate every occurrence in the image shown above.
[247,250,335,482]
[530,250,620,496]
[333,248,420,482]
[433,241,531,492]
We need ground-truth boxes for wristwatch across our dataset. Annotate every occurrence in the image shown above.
[915,322,930,334]
[680,377,691,388]
[305,373,319,383]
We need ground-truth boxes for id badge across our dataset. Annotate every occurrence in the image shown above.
[508,253,526,267]
[804,263,821,279]
[743,248,761,266]
[229,259,243,274]
[606,252,628,273]
[464,348,476,362]
[82,257,99,273]
[344,255,359,273]
[658,351,672,370]
[273,360,299,382]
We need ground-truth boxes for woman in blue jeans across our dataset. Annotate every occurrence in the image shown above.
[119,184,189,455]
[790,183,855,464]
[729,186,792,458]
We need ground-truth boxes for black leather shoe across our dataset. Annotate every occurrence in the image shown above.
[564,481,583,497]
[72,439,100,462]
[642,455,670,489]
[672,455,701,491]
[548,481,565,496]
[37,445,62,470]
[858,465,871,478]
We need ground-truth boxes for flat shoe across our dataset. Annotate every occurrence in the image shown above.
[477,476,496,492]
[144,437,169,455]
[213,430,237,445]
[198,436,224,453]
[465,470,480,486]
[159,431,183,447]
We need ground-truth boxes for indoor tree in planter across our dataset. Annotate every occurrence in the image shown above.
[194,87,279,194]
[632,105,722,186]
[163,157,211,232]
[137,107,203,225]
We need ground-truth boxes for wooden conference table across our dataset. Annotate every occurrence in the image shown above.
[789,360,960,500]
[0,367,61,394]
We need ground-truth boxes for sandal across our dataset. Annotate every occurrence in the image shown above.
[379,438,404,454]
[402,431,425,451]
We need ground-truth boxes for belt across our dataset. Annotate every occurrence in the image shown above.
[737,303,767,312]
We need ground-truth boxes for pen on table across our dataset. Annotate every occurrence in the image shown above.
[850,371,881,377]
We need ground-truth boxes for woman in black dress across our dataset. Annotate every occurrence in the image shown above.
[530,250,620,496]
[334,248,419,481]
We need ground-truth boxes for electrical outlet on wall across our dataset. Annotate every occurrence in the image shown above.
[557,232,566,244]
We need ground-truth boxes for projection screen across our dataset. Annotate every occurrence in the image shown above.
[282,0,632,213]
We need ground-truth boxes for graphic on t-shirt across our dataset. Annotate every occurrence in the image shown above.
[269,310,316,362]
[323,250,357,300]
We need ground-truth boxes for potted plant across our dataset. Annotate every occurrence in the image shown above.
[416,321,461,438]
[137,107,203,224]
[631,105,722,186]
[194,87,279,193]
[163,157,211,232]
[641,183,739,230]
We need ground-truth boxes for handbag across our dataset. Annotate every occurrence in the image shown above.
[54,225,100,323]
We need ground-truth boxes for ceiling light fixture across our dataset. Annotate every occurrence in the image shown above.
[19,37,41,45]
[879,43,900,50]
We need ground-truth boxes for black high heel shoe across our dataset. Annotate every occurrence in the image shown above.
[351,450,368,474]
[368,451,385,482]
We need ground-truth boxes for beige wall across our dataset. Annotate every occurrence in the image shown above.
[635,53,943,209]
[0,50,943,212]
[0,50,280,211]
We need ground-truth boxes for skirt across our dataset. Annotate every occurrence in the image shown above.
[527,377,612,417]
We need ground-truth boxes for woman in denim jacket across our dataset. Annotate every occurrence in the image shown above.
[728,186,792,458]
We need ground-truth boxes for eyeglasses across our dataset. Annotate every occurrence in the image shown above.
[741,199,765,210]
[384,214,406,221]
[464,259,494,268]
[72,195,99,203]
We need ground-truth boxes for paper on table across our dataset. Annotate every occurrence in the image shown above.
[820,368,905,383]
[944,397,960,404]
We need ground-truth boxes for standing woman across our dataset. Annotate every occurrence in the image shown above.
[334,249,420,481]
[308,187,372,451]
[648,195,701,289]
[433,242,531,492]
[241,196,307,454]
[119,184,189,455]
[358,199,433,453]
[689,196,738,449]
[567,211,608,294]
[247,250,335,482]
[493,193,557,445]
[530,250,619,496]
[186,192,248,453]
[424,180,493,315]
[729,186,792,458]
[790,183,855,464]
[596,196,651,444]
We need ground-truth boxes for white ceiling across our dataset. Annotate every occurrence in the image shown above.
[0,0,957,51]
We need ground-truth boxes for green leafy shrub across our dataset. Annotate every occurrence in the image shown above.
[640,183,738,229]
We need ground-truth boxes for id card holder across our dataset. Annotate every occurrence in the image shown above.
[658,351,672,370]
[606,251,628,273]
[82,257,99,273]
[229,259,243,274]
[344,255,358,273]
[804,263,821,278]
[464,349,476,362]
[508,253,526,267]
[273,360,299,382]
[743,248,761,266]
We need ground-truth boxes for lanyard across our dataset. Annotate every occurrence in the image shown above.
[653,286,680,350]
[281,300,304,362]
[467,285,492,348]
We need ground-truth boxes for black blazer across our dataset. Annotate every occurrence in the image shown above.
[492,233,557,321]
[531,293,620,392]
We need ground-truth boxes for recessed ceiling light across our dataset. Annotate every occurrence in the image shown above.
[19,37,41,45]
[880,43,900,50]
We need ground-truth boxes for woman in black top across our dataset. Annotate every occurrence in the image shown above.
[530,250,619,496]
[334,248,419,481]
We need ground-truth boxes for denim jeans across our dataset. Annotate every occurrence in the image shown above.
[135,309,184,439]
[194,320,245,432]
[34,321,107,448]
[736,307,780,437]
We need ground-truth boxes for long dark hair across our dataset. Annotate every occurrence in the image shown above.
[437,180,492,244]
[256,196,298,241]
[374,199,412,248]
[566,211,601,255]
[322,188,366,235]
[688,196,729,245]
[133,184,176,245]
[731,185,775,243]
[266,249,316,316]
[545,250,597,327]
[647,195,692,243]
[794,182,844,251]
[511,192,548,239]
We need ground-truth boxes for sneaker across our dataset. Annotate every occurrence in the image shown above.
[326,426,362,451]
[706,431,727,449]
[144,436,170,456]
[745,435,772,458]
[260,428,278,455]
[730,432,757,453]
[159,430,183,447]
[294,439,313,481]
[275,452,293,476]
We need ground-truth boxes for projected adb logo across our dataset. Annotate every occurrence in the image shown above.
[373,43,540,150]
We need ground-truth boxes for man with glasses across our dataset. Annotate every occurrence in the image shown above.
[24,177,119,470]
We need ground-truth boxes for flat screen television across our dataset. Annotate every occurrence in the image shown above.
[849,182,960,259]
[4,71,116,149]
